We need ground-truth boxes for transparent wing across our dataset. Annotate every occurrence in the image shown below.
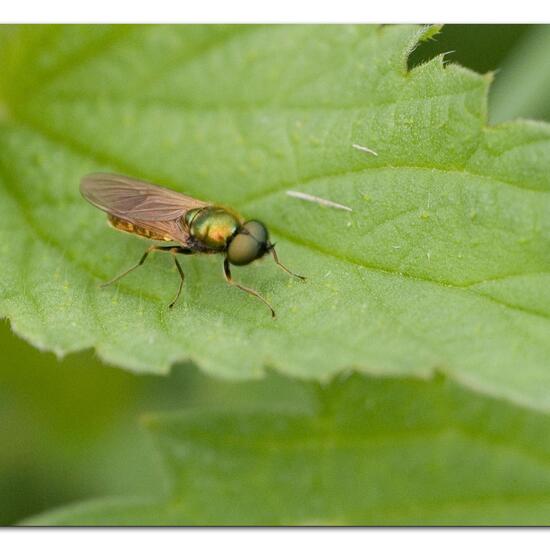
[80,173,209,221]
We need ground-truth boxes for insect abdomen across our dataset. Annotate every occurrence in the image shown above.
[107,215,173,242]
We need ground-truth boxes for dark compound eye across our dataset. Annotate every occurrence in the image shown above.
[226,220,269,266]
[243,220,268,242]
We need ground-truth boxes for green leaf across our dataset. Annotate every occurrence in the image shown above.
[23,372,550,525]
[2,25,550,409]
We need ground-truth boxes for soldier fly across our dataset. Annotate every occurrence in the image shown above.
[80,173,304,317]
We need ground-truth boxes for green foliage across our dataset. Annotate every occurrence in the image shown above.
[24,372,550,526]
[1,25,550,411]
[3,24,550,526]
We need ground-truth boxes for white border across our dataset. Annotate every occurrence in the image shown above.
[1,0,550,23]
[1,528,547,549]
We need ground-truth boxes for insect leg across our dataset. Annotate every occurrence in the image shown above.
[269,244,306,280]
[101,245,191,289]
[101,245,157,288]
[168,252,185,309]
[223,258,276,318]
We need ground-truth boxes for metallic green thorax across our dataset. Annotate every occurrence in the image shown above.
[185,207,240,250]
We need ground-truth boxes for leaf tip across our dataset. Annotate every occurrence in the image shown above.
[418,24,443,43]
[484,70,496,85]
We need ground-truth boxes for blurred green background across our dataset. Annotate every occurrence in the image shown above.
[2,24,550,525]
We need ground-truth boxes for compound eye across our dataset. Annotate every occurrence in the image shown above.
[242,220,268,243]
[227,233,263,266]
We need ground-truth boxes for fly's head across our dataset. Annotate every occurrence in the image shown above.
[226,220,272,266]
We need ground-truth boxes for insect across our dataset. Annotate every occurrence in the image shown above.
[80,173,304,317]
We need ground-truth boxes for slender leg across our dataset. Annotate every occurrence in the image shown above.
[168,252,185,309]
[223,258,276,318]
[269,245,306,280]
[102,245,191,309]
[101,245,156,287]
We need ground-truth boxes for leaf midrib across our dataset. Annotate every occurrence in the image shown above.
[30,80,485,110]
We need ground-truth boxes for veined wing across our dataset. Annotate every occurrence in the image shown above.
[80,173,209,221]
[107,213,195,245]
